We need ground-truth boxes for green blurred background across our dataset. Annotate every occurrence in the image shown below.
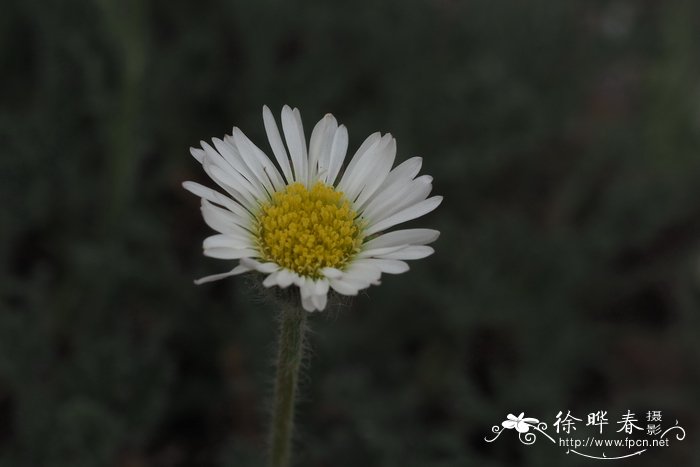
[2,0,700,466]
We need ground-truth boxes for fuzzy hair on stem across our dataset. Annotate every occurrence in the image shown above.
[268,298,307,467]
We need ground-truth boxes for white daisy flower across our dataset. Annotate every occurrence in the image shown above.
[183,105,442,312]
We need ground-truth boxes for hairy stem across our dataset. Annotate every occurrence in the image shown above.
[268,302,307,467]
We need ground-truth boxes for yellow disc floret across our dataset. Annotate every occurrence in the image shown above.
[255,182,364,277]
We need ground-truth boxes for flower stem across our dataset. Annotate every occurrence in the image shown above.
[268,302,307,467]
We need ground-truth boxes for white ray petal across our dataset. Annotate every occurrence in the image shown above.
[203,247,258,260]
[314,279,330,296]
[340,131,380,183]
[321,267,344,279]
[204,157,262,209]
[210,136,259,188]
[363,228,440,250]
[365,196,443,236]
[353,137,397,209]
[344,261,382,284]
[362,175,432,224]
[228,128,285,192]
[311,291,327,311]
[200,200,253,235]
[240,257,279,274]
[281,106,307,184]
[201,139,257,189]
[299,277,312,298]
[309,114,337,185]
[324,125,348,185]
[301,294,316,312]
[360,258,410,274]
[383,156,423,187]
[182,181,251,225]
[200,201,236,234]
[329,278,360,296]
[198,162,256,213]
[190,147,206,163]
[219,133,270,193]
[376,181,434,221]
[357,156,423,214]
[193,264,251,285]
[357,245,407,259]
[262,270,279,288]
[262,105,294,184]
[376,245,435,260]
[202,234,253,250]
[276,268,295,288]
[299,277,317,311]
[338,133,392,201]
[339,275,377,289]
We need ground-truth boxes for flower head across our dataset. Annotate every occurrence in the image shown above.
[183,105,442,311]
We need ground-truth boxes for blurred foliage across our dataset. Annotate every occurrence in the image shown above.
[2,0,700,466]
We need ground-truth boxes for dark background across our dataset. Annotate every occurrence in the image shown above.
[2,0,700,466]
